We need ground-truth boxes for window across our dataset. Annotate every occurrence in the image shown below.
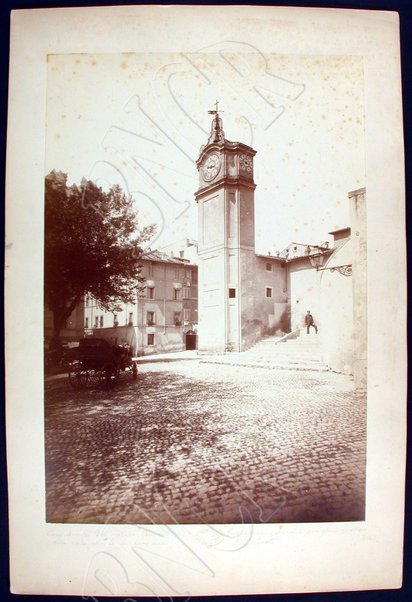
[266,263,272,271]
[146,311,155,326]
[183,308,190,322]
[85,317,89,328]
[128,312,133,325]
[174,311,182,326]
[147,286,155,299]
[228,288,236,298]
[185,269,191,279]
[99,316,104,327]
[265,287,272,298]
[94,316,98,328]
[147,333,155,346]
[182,286,190,299]
[174,268,180,279]
[174,288,180,300]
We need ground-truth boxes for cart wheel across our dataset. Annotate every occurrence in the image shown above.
[86,369,101,388]
[68,363,89,389]
[99,363,119,388]
[132,362,138,380]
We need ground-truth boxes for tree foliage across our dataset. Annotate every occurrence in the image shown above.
[44,170,155,340]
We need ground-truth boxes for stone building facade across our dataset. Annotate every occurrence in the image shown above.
[84,251,198,355]
[349,188,367,389]
[318,190,367,388]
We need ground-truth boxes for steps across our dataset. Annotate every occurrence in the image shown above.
[201,331,329,372]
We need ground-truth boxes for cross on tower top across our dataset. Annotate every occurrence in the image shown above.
[208,99,224,117]
[206,101,225,145]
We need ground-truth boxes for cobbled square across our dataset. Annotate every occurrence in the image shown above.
[45,360,366,524]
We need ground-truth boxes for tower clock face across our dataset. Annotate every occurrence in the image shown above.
[202,154,221,181]
[239,153,252,174]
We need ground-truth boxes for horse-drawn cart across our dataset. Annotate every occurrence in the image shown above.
[68,337,138,389]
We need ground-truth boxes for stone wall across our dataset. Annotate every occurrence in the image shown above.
[287,258,322,332]
[349,188,367,389]
[252,256,288,337]
[319,235,354,374]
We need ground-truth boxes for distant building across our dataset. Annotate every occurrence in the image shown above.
[278,242,330,260]
[158,238,199,265]
[84,250,198,355]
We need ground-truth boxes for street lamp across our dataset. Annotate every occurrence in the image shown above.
[309,253,326,270]
[310,252,352,276]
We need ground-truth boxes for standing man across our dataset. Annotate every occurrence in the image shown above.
[305,310,318,334]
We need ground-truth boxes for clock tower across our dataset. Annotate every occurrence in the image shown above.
[195,104,257,353]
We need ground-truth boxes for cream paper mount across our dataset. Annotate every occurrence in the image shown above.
[5,5,406,597]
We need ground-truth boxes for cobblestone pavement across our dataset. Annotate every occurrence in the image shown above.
[45,361,366,524]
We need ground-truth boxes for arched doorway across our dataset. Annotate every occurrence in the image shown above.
[185,330,197,350]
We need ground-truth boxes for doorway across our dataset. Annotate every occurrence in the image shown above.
[185,331,197,350]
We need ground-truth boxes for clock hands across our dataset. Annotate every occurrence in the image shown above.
[203,153,221,181]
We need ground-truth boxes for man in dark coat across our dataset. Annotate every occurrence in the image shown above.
[305,310,318,334]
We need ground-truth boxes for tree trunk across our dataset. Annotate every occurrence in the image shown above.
[51,296,82,345]
[51,312,66,348]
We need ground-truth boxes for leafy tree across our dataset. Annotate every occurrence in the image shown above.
[44,170,155,342]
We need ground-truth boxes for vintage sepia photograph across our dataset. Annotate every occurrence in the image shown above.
[5,5,406,597]
[44,50,367,524]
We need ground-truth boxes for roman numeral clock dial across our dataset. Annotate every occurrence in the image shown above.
[202,153,221,181]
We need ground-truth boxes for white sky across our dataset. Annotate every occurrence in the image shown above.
[45,51,365,253]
